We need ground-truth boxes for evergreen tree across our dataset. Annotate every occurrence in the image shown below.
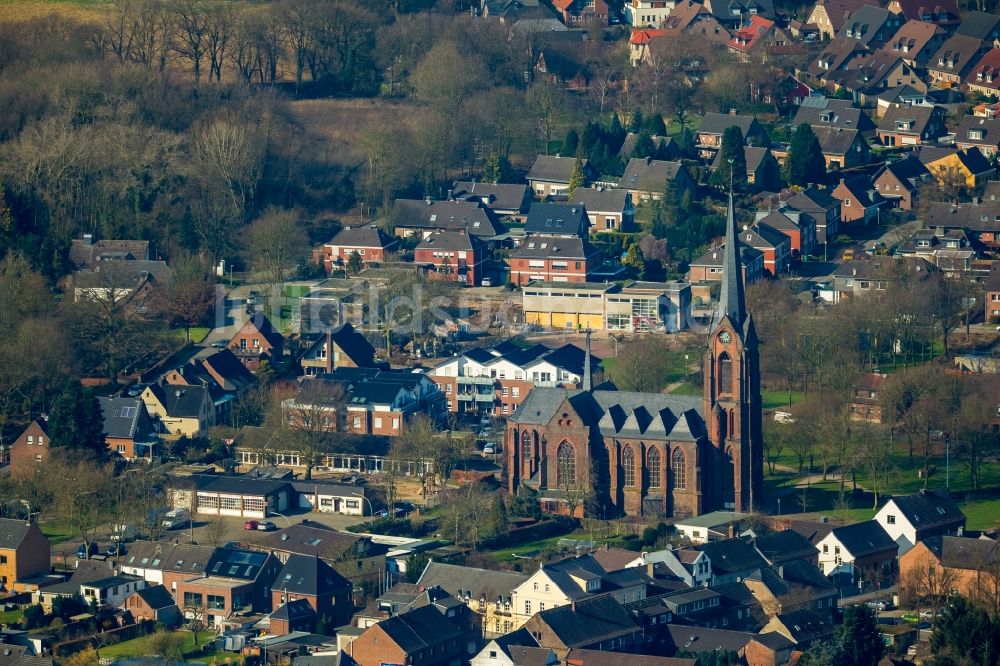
[580,121,603,154]
[837,604,885,666]
[347,250,363,274]
[783,123,826,187]
[931,596,1000,666]
[677,127,695,157]
[623,243,644,273]
[631,132,657,159]
[710,126,747,189]
[629,109,644,133]
[607,112,625,147]
[562,129,580,156]
[48,380,105,454]
[568,156,585,198]
[483,151,506,183]
[644,112,667,136]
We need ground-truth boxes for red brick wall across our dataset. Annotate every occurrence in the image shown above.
[10,422,49,478]
[510,258,588,286]
[348,624,408,666]
[106,437,136,460]
[322,246,387,273]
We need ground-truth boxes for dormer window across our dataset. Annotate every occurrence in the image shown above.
[969,129,983,140]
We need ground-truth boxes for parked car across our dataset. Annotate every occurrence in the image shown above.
[919,609,938,619]
[483,443,496,455]
[256,520,276,532]
[479,415,492,427]
[161,509,191,530]
[110,524,140,543]
[481,276,493,287]
[211,340,228,349]
[106,543,126,557]
[244,520,259,530]
[77,542,99,559]
[866,600,891,611]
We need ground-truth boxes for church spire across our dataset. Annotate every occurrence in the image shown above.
[583,328,592,392]
[717,190,746,328]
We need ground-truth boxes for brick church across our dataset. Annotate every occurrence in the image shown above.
[504,194,764,518]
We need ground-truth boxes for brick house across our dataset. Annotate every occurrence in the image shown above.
[417,561,529,639]
[228,314,284,372]
[849,373,885,423]
[299,322,376,377]
[695,112,769,159]
[269,598,316,636]
[271,554,352,629]
[898,535,999,599]
[954,115,1000,158]
[347,595,482,666]
[792,98,877,138]
[9,420,50,478]
[452,181,532,222]
[760,609,834,651]
[317,225,399,274]
[689,243,765,287]
[99,396,158,460]
[752,210,816,257]
[812,126,871,170]
[527,156,597,198]
[927,34,990,87]
[831,176,885,225]
[552,0,609,25]
[877,104,948,147]
[121,585,181,626]
[0,518,51,593]
[741,224,792,276]
[872,156,931,211]
[523,595,642,659]
[776,187,841,244]
[393,199,505,240]
[509,236,597,286]
[570,189,635,232]
[414,229,486,286]
[806,0,880,40]
[966,48,1000,97]
[985,266,1000,323]
[175,548,281,627]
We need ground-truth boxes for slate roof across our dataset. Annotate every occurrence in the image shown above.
[875,156,930,190]
[836,175,884,210]
[99,397,154,441]
[570,188,631,215]
[749,529,820,565]
[837,5,902,47]
[452,181,532,215]
[830,520,897,557]
[661,624,755,653]
[810,37,870,78]
[811,0,881,34]
[146,383,209,419]
[0,519,35,550]
[415,229,483,252]
[274,554,350,597]
[698,112,760,137]
[0,644,52,666]
[924,199,1000,232]
[73,261,171,290]
[812,126,863,156]
[527,156,588,184]
[771,608,833,643]
[534,594,638,648]
[619,158,687,194]
[325,226,396,250]
[525,203,590,237]
[132,584,177,610]
[929,34,989,75]
[271,598,316,621]
[416,561,528,602]
[376,604,462,654]
[394,199,504,237]
[690,242,764,269]
[511,236,592,260]
[694,538,767,575]
[889,490,966,532]
[254,523,384,561]
[956,10,1000,41]
[938,535,999,569]
[70,238,150,268]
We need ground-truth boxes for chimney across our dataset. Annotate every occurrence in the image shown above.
[728,523,736,539]
[447,189,453,200]
[82,233,94,245]
[729,108,738,115]
[647,562,656,577]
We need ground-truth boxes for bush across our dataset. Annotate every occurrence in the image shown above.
[147,631,186,660]
[642,527,659,546]
[22,605,45,629]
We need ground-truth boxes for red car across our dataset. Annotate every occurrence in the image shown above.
[243,520,258,530]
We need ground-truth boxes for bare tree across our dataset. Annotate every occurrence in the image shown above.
[900,558,961,619]
[173,0,210,84]
[272,381,345,480]
[204,5,234,82]
[245,207,308,294]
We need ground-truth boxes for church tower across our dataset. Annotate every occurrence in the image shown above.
[702,193,763,513]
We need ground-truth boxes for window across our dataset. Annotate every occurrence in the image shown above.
[823,544,829,553]
[887,515,896,524]
[446,384,452,394]
[525,600,532,614]
[207,594,226,610]
[522,432,532,462]
[374,417,382,429]
[352,416,361,429]
[718,352,733,394]
[557,442,576,486]
[240,339,247,350]
[0,556,6,565]
[533,582,538,591]
[648,447,661,489]
[623,445,635,487]
[672,449,687,490]
[545,584,550,593]
[183,592,203,607]
[502,387,509,397]
[844,198,851,207]
[34,455,41,463]
[512,387,520,397]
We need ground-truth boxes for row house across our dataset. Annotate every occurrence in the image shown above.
[317,225,399,274]
[118,541,218,591]
[888,0,960,28]
[827,51,927,106]
[986,265,1000,322]
[702,0,777,30]
[927,33,990,87]
[251,521,388,587]
[165,348,258,427]
[509,236,598,286]
[924,199,1000,253]
[792,97,877,138]
[872,155,931,211]
[899,535,999,600]
[816,520,898,583]
[956,9,1000,42]
[808,37,870,84]
[527,156,597,199]
[415,228,486,286]
[661,1,731,40]
[881,18,946,67]
[416,561,530,638]
[430,340,599,417]
[966,47,1000,97]
[393,199,505,240]
[836,4,903,49]
[895,228,975,274]
[776,187,841,244]
[831,175,885,225]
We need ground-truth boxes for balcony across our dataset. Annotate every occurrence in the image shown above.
[474,393,496,403]
[458,375,497,385]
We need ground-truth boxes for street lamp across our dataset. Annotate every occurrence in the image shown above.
[268,511,292,528]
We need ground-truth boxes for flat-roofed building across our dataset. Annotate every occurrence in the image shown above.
[522,281,691,333]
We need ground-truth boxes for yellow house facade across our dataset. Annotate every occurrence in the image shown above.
[925,149,995,190]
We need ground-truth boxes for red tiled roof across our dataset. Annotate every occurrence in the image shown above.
[967,47,1000,88]
[727,15,774,52]
[630,28,668,44]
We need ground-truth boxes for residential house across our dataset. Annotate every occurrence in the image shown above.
[525,203,590,238]
[268,598,316,636]
[291,479,369,515]
[921,146,996,190]
[535,45,593,93]
[808,37,869,85]
[570,189,635,232]
[752,210,816,257]
[552,0,609,25]
[872,156,931,210]
[121,585,181,626]
[778,187,841,244]
[887,0,960,28]
[299,322,376,377]
[625,587,746,634]
[898,535,999,598]
[617,133,680,162]
[881,19,946,67]
[806,0,880,40]
[849,373,886,423]
[828,50,926,105]
[249,522,388,587]
[812,126,870,170]
[79,574,146,609]
[452,182,533,222]
[174,548,282,626]
[927,34,990,87]
[955,10,1000,42]
[271,554,353,628]
[877,104,948,147]
[759,609,834,650]
[69,235,149,269]
[618,158,696,201]
[565,650,698,666]
[9,420,50,477]
[118,541,217,590]
[831,176,885,225]
[523,595,642,659]
[415,229,486,286]
[165,349,257,426]
[625,0,676,26]
[727,16,789,62]
[35,560,121,611]
[688,244,765,289]
[967,48,1000,99]
[792,97,877,138]
[924,198,1000,252]
[816,520,898,583]
[693,538,768,586]
[347,595,482,666]
[711,147,780,192]
[743,633,797,666]
[741,224,792,276]
[875,85,934,117]
[72,260,170,307]
[99,396,158,460]
[702,0,776,30]
[509,236,597,286]
[660,1,731,41]
[520,281,691,334]
[749,529,821,567]
[528,156,596,198]
[393,199,505,240]
[874,490,967,549]
[624,548,713,588]
[317,226,399,274]
[829,255,937,301]
[430,341,600,417]
[141,383,214,438]
[695,112,769,159]
[228,313,284,372]
[676,511,749,544]
[658,625,760,662]
[955,115,1000,157]
[629,27,668,65]
[835,4,903,49]
[895,228,975,274]
[0,518,50,593]
[416,561,530,638]
[986,265,1000,322]
[743,562,838,622]
[472,632,556,666]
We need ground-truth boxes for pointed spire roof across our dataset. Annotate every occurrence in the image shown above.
[717,191,747,329]
[583,329,592,392]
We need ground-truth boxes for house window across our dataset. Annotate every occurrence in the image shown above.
[887,515,896,524]
[33,455,41,463]
[533,582,538,591]
[672,449,687,490]
[557,442,576,486]
[183,592,203,607]
[240,339,247,350]
[374,417,382,429]
[648,447,661,489]
[512,387,520,397]
[844,198,851,206]
[525,600,532,614]
[446,384,452,394]
[352,416,361,429]
[392,418,399,429]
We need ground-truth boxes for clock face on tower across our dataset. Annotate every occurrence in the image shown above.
[719,331,732,344]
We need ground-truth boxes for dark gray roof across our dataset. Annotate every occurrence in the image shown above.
[690,242,764,268]
[771,609,833,643]
[70,238,149,268]
[812,126,862,156]
[0,519,35,550]
[394,200,503,237]
[695,538,767,575]
[375,604,462,654]
[99,397,154,441]
[749,529,819,565]
[617,133,679,160]
[534,595,638,648]
[0,645,52,666]
[416,561,528,602]
[705,0,776,22]
[326,225,397,250]
[190,474,291,498]
[415,229,482,252]
[751,631,796,651]
[957,115,1000,147]
[837,4,901,46]
[745,223,790,250]
[781,187,839,214]
[889,490,966,531]
[661,624,755,653]
[527,155,588,184]
[146,383,209,419]
[830,520,897,557]
[924,199,1000,232]
[956,11,1000,41]
[289,480,365,498]
[205,547,271,581]
[939,535,999,569]
[876,156,930,190]
[698,112,760,137]
[271,598,316,621]
[133,584,177,610]
[73,260,171,290]
[835,175,884,209]
[525,203,589,237]
[452,181,532,215]
[273,554,351,596]
[793,99,874,134]
[511,235,592,260]
[718,193,747,328]
[253,523,383,561]
[619,158,687,194]
[569,188,631,215]
[929,33,989,74]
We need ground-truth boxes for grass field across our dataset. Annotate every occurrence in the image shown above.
[99,630,228,663]
[170,327,210,344]
[0,0,106,22]
[0,609,23,626]
[40,521,75,545]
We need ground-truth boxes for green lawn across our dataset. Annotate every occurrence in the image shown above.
[282,284,311,298]
[489,534,576,562]
[170,327,210,344]
[40,521,75,545]
[958,497,1000,531]
[0,609,23,626]
[99,630,221,662]
[761,389,804,410]
[668,382,702,396]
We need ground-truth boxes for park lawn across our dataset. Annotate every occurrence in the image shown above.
[282,284,311,298]
[489,534,576,562]
[668,382,702,396]
[761,389,804,410]
[99,630,218,660]
[170,327,210,344]
[959,497,1000,531]
[40,521,75,545]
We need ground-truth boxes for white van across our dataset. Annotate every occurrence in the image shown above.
[162,508,191,530]
[110,524,140,542]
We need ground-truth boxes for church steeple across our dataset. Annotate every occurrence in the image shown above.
[717,191,746,329]
[583,328,592,392]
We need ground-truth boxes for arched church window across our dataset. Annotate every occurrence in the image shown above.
[622,445,635,487]
[521,431,532,461]
[647,447,661,489]
[557,441,576,486]
[718,352,733,395]
[672,449,687,490]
